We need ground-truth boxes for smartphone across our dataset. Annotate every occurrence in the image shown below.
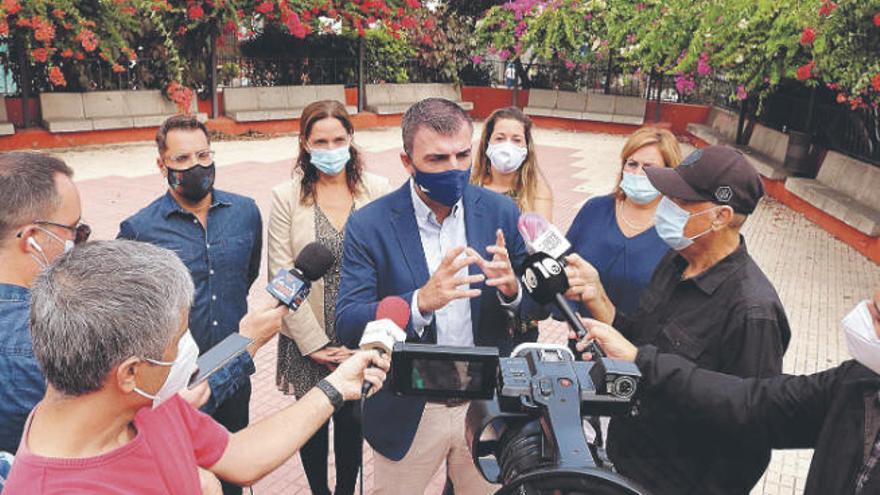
[188,333,252,388]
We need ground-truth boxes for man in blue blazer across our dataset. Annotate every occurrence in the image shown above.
[336,98,540,494]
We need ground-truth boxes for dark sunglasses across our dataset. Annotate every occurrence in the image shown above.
[33,220,92,245]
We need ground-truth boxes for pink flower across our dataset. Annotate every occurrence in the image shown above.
[498,49,511,60]
[565,60,575,70]
[674,73,696,96]
[471,55,483,65]
[735,85,748,101]
[874,13,880,27]
[697,52,712,76]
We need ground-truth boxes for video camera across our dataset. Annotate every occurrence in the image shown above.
[392,342,648,495]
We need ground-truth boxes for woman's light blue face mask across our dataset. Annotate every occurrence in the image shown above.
[309,146,351,176]
[620,172,660,204]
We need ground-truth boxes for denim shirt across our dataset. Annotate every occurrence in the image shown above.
[118,189,262,413]
[0,284,44,454]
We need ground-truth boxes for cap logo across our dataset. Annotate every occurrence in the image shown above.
[680,149,703,168]
[715,185,733,203]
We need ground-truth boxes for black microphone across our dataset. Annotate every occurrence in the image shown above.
[519,251,606,358]
[267,242,335,310]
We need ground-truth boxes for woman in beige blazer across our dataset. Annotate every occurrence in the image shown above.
[267,100,390,495]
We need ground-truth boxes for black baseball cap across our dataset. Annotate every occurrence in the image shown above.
[644,146,764,214]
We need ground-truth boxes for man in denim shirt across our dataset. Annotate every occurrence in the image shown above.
[0,152,87,454]
[117,115,262,495]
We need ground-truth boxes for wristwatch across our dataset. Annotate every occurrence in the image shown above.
[317,379,344,412]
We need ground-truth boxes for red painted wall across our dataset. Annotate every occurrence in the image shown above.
[460,86,530,119]
[645,101,711,135]
[4,97,42,127]
[345,87,358,107]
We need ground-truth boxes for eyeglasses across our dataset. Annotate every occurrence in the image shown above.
[624,159,661,170]
[165,150,215,168]
[33,220,92,245]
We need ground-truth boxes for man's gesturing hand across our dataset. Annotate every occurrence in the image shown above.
[417,246,483,315]
[324,350,391,401]
[469,229,519,300]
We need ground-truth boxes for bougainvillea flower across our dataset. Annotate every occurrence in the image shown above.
[796,61,814,81]
[49,66,66,87]
[800,27,815,45]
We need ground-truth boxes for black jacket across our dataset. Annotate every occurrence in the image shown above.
[636,345,880,495]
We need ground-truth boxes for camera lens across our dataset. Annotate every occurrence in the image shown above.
[612,376,636,400]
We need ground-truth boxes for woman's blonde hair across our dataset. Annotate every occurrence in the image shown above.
[613,127,683,200]
[471,107,546,212]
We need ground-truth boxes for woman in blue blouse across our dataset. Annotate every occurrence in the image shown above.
[566,127,683,315]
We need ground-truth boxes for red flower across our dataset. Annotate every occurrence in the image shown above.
[121,6,135,15]
[61,48,73,58]
[73,51,84,61]
[800,27,815,45]
[111,63,125,73]
[405,0,420,8]
[872,73,880,92]
[874,13,880,27]
[818,0,837,17]
[77,28,98,52]
[2,0,21,15]
[122,47,137,61]
[255,1,274,14]
[836,92,847,104]
[33,17,56,43]
[796,61,814,81]
[32,48,48,63]
[48,66,66,87]
[52,8,65,19]
[0,18,7,37]
[187,4,205,20]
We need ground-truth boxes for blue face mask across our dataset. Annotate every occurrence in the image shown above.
[654,197,719,251]
[310,146,350,176]
[412,166,471,207]
[620,172,660,204]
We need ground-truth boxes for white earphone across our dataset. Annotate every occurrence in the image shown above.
[27,237,44,253]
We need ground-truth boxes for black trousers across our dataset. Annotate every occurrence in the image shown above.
[211,381,251,495]
[300,401,362,495]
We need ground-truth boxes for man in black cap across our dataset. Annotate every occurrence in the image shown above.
[564,145,791,494]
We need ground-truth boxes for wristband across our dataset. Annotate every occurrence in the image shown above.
[317,379,344,412]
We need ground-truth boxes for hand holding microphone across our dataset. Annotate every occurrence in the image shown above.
[517,212,606,359]
[358,296,410,396]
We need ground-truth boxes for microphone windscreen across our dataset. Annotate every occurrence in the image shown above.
[517,212,549,246]
[376,296,410,330]
[295,242,335,281]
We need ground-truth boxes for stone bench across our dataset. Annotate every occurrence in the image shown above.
[785,151,880,236]
[364,83,473,115]
[524,90,645,125]
[687,106,738,146]
[40,90,206,133]
[739,123,790,180]
[222,84,356,123]
[0,100,14,136]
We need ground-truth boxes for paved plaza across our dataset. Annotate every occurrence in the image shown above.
[53,125,879,495]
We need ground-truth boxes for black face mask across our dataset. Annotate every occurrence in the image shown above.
[166,163,215,202]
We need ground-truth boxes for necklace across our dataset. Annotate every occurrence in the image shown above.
[617,200,653,231]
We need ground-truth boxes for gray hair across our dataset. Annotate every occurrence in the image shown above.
[30,240,194,396]
[0,152,73,245]
[401,98,472,157]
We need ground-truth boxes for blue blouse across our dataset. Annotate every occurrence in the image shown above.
[566,194,669,315]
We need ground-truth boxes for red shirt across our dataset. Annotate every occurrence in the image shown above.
[4,395,230,494]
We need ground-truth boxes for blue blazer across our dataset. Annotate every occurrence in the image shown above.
[336,181,540,460]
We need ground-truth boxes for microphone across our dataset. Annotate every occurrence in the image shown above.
[359,296,410,396]
[267,242,335,310]
[517,212,571,259]
[519,248,606,359]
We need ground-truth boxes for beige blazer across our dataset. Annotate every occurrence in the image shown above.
[267,172,391,355]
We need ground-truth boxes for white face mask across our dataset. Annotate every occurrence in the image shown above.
[134,330,200,409]
[654,197,720,251]
[29,228,75,268]
[486,141,528,174]
[843,300,880,375]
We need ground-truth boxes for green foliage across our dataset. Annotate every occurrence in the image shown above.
[364,28,415,83]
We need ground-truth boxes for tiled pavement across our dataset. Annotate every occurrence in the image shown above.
[54,126,878,495]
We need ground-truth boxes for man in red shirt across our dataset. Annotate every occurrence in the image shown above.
[4,240,388,494]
